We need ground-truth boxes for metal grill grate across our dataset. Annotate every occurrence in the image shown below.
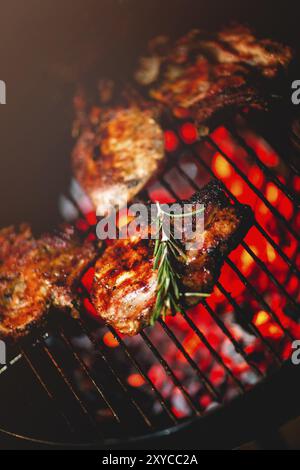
[0,111,299,447]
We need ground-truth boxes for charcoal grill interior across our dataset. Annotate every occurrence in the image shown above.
[1,108,299,449]
[0,0,300,450]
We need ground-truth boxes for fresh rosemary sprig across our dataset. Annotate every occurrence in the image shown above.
[150,203,210,326]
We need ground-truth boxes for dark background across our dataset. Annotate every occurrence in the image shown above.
[0,0,299,232]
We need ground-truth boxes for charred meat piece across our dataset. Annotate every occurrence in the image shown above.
[72,105,165,216]
[134,25,292,122]
[0,225,96,339]
[92,180,254,336]
[216,25,292,78]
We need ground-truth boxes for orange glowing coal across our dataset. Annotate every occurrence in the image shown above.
[180,122,198,144]
[213,154,232,179]
[164,130,179,153]
[266,183,280,204]
[127,374,145,388]
[103,332,119,348]
[254,310,270,327]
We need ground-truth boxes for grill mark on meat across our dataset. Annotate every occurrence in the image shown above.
[91,181,254,336]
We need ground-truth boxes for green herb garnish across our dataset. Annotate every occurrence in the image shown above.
[150,203,210,325]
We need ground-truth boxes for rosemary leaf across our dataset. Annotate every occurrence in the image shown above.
[151,203,210,325]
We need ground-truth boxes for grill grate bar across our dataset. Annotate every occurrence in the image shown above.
[157,319,222,402]
[139,330,202,415]
[20,346,75,433]
[106,326,179,425]
[76,317,153,429]
[57,328,122,425]
[240,241,299,312]
[206,136,300,242]
[226,124,299,205]
[40,340,100,433]
[225,257,294,342]
[284,159,300,177]
[178,309,246,393]
[251,219,299,277]
[200,299,264,378]
[216,282,282,365]
[288,162,300,177]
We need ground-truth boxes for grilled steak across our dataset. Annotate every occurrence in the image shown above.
[0,225,96,339]
[72,104,165,216]
[134,25,292,122]
[91,180,254,335]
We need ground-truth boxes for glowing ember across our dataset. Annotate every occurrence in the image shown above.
[266,183,279,204]
[164,130,179,153]
[180,123,198,144]
[266,244,276,263]
[213,154,232,179]
[103,332,119,348]
[85,211,97,226]
[127,374,145,388]
[248,167,264,187]
[254,311,270,327]
[230,180,244,197]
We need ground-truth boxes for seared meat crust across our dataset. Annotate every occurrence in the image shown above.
[72,105,165,216]
[0,225,96,339]
[134,25,292,122]
[92,181,254,335]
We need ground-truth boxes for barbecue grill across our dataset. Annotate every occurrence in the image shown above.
[0,0,300,450]
[1,105,299,449]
